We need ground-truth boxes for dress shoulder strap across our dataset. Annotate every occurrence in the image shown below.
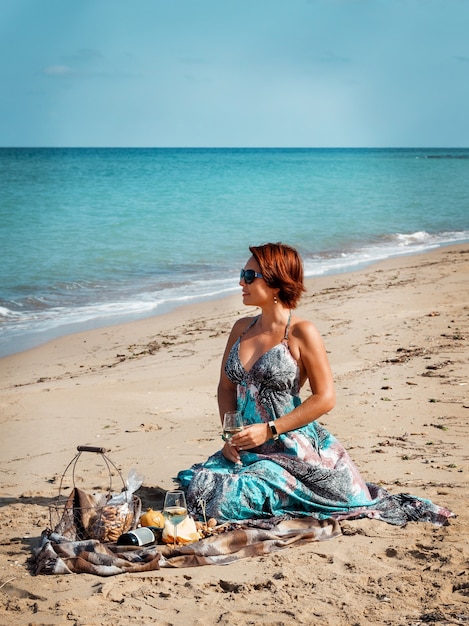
[283,310,292,340]
[239,315,260,339]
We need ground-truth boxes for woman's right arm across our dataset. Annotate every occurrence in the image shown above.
[217,319,246,424]
[217,318,248,464]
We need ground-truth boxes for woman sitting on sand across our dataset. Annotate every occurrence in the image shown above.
[178,243,453,526]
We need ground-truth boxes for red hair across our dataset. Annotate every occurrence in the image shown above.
[249,242,306,309]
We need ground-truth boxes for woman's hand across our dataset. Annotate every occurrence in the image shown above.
[221,423,271,463]
[221,440,242,464]
[231,423,270,451]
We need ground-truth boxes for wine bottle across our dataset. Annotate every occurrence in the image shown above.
[116,526,159,546]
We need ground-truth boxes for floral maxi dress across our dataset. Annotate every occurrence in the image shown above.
[177,316,454,526]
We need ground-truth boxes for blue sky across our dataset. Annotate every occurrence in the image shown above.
[1,0,468,147]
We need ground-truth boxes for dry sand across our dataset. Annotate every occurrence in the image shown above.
[0,244,468,626]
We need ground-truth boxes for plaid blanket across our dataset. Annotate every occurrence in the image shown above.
[31,517,341,576]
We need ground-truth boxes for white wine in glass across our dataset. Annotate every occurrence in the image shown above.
[163,490,188,545]
[223,411,244,443]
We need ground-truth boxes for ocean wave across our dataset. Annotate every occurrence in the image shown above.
[302,230,469,277]
[393,231,432,244]
[0,306,17,318]
[390,229,469,248]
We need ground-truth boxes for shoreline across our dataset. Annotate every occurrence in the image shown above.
[2,238,468,360]
[0,243,468,625]
[0,240,466,363]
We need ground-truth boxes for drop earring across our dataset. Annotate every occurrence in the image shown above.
[274,295,278,304]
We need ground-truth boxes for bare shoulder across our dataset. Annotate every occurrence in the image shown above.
[290,316,324,344]
[225,315,258,345]
[231,315,258,334]
[288,316,328,364]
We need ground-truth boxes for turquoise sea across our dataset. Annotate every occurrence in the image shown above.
[1,147,468,357]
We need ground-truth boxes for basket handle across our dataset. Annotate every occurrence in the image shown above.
[57,446,126,497]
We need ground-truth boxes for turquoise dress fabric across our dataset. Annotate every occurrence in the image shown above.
[177,316,454,526]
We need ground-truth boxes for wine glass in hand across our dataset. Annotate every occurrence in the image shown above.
[223,411,244,444]
[163,490,188,546]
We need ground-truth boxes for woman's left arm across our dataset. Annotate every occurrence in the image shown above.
[276,319,336,433]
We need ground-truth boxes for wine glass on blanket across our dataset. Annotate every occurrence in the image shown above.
[163,490,188,546]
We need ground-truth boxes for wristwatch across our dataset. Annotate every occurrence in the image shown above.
[268,421,279,441]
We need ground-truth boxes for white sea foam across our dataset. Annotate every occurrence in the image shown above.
[303,231,469,277]
[0,306,16,318]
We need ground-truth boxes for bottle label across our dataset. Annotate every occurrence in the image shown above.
[118,526,156,546]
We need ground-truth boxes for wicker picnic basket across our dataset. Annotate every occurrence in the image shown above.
[48,446,142,543]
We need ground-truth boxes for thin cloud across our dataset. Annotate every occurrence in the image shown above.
[42,48,102,78]
[43,65,74,76]
[316,51,351,64]
[60,48,105,65]
[42,47,140,80]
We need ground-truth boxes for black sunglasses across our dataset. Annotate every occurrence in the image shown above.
[240,269,263,284]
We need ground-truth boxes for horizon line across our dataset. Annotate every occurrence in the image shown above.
[1,145,469,150]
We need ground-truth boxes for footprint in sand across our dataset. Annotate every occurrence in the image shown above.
[453,581,469,603]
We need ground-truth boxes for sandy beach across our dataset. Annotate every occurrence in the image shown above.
[1,244,468,626]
